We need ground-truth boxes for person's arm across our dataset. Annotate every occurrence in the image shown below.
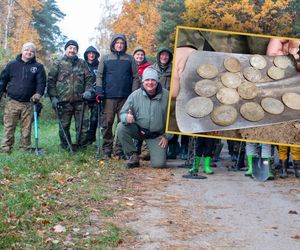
[95,56,105,97]
[35,64,47,96]
[172,47,196,97]
[0,64,10,98]
[119,94,134,124]
[47,61,59,98]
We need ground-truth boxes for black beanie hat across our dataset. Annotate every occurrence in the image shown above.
[65,40,79,51]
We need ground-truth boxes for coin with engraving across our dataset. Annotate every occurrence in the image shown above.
[186,97,214,118]
[197,63,219,79]
[216,80,225,89]
[261,97,284,115]
[194,79,218,97]
[224,57,241,73]
[267,66,285,80]
[282,92,300,110]
[221,72,242,88]
[211,105,238,126]
[240,102,265,122]
[274,56,291,69]
[237,81,258,100]
[216,87,240,105]
[243,66,261,82]
[250,54,267,69]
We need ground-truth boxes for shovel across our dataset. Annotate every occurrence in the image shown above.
[252,157,269,182]
[30,102,45,156]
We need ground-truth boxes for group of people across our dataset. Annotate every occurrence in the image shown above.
[0,34,174,168]
[1,32,300,178]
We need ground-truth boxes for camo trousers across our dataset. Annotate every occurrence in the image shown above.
[1,99,33,151]
[57,102,89,147]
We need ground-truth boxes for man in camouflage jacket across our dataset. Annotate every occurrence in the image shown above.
[47,40,94,150]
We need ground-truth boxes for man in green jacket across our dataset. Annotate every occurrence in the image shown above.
[117,67,173,168]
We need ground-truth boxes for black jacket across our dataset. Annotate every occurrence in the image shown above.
[0,54,46,102]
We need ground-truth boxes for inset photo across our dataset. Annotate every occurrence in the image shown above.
[167,26,300,146]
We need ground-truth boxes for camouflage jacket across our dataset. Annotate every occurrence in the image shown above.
[47,55,94,102]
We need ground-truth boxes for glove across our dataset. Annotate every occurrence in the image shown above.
[95,86,104,103]
[50,97,59,109]
[31,93,42,103]
[82,90,96,101]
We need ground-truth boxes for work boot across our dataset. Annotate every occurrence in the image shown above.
[189,156,201,175]
[127,152,140,168]
[293,160,300,178]
[204,156,213,174]
[245,155,253,176]
[279,159,288,178]
[180,144,188,160]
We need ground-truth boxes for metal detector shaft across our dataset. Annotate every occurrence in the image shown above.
[56,106,73,154]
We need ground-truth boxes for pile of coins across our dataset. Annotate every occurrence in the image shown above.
[185,54,300,126]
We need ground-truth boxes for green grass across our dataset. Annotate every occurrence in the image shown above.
[0,118,133,249]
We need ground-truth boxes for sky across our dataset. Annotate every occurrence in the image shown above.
[57,0,121,56]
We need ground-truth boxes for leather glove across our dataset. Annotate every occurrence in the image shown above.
[95,86,104,103]
[31,93,42,103]
[50,97,59,109]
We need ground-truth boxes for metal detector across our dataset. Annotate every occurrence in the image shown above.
[30,102,45,156]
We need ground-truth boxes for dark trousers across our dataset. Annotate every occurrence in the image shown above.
[195,137,216,157]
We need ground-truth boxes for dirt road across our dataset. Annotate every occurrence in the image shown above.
[119,156,300,249]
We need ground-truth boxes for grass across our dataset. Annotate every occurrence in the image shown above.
[0,118,133,249]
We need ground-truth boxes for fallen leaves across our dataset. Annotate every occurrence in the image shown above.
[53,224,66,233]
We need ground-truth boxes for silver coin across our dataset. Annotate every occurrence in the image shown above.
[237,81,258,100]
[250,54,267,69]
[261,97,284,115]
[194,79,218,97]
[216,87,239,105]
[240,102,265,122]
[224,57,241,72]
[221,72,242,88]
[186,97,214,118]
[197,63,219,79]
[267,66,285,80]
[273,56,291,69]
[282,92,300,110]
[243,67,261,82]
[211,105,238,126]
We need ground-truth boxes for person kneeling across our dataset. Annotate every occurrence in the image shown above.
[117,68,172,168]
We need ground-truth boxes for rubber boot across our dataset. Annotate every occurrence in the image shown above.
[204,156,213,174]
[266,158,274,180]
[189,156,201,175]
[245,155,253,176]
[279,159,288,178]
[293,160,300,178]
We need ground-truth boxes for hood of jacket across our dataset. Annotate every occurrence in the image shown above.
[110,33,127,55]
[156,47,173,70]
[84,46,100,61]
[16,54,37,64]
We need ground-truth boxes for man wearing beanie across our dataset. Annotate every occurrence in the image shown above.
[47,40,94,151]
[0,42,46,153]
[95,33,140,159]
[117,67,173,168]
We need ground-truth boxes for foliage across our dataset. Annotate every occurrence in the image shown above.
[156,0,185,48]
[0,120,134,248]
[183,0,295,37]
[111,0,161,55]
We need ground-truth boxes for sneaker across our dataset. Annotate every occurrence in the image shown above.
[127,152,140,168]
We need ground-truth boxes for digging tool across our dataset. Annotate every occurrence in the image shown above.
[55,106,73,154]
[252,157,270,182]
[182,137,207,179]
[96,99,103,161]
[30,102,45,156]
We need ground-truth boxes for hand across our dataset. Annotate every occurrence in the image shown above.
[267,38,300,70]
[31,93,42,103]
[158,136,168,148]
[50,97,59,109]
[172,47,196,97]
[126,109,135,124]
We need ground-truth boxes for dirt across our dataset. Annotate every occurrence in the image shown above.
[116,150,300,249]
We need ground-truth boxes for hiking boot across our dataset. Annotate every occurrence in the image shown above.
[127,152,140,168]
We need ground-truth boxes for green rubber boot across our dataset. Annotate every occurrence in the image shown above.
[189,156,201,175]
[245,155,253,176]
[204,156,213,174]
[266,158,274,180]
